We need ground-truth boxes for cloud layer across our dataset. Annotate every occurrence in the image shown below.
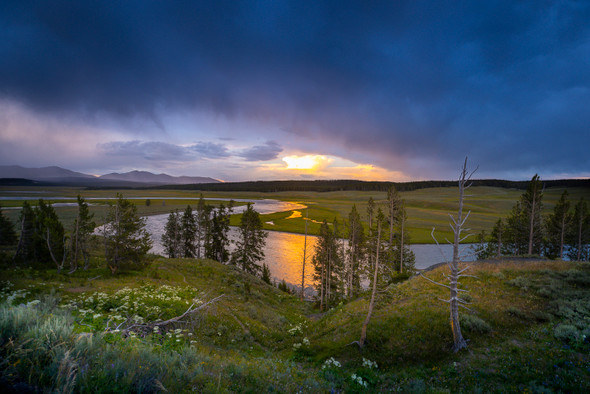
[1,1,589,180]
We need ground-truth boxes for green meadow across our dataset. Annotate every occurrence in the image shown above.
[1,185,589,243]
[1,257,589,392]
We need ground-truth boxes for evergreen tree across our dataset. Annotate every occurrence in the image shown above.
[505,201,528,255]
[0,205,17,248]
[545,190,571,259]
[206,202,233,263]
[195,194,210,259]
[0,205,17,262]
[231,203,267,275]
[14,201,35,265]
[345,205,365,298]
[70,195,95,271]
[505,175,544,255]
[567,198,590,261]
[525,175,544,254]
[390,199,415,274]
[162,209,182,258]
[312,220,334,311]
[181,205,197,258]
[261,263,272,284]
[34,199,67,270]
[103,194,152,274]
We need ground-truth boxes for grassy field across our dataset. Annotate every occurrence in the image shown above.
[1,257,589,392]
[1,185,589,243]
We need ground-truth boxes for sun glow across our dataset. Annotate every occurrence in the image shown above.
[282,155,331,170]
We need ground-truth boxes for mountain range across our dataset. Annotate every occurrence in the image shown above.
[0,165,220,187]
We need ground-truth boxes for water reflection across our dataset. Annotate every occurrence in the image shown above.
[146,211,465,290]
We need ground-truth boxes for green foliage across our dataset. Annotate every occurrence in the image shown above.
[69,195,95,271]
[102,194,152,274]
[205,202,233,263]
[33,199,67,270]
[261,263,272,284]
[181,205,197,258]
[567,197,590,261]
[545,190,570,259]
[505,174,544,255]
[231,203,267,275]
[459,314,492,334]
[161,209,182,258]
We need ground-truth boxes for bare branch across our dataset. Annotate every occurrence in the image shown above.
[420,273,452,290]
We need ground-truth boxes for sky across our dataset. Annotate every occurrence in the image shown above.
[1,1,589,182]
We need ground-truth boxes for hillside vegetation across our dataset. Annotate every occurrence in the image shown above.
[1,257,589,392]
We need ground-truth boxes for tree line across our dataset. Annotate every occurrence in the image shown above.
[160,196,270,280]
[1,194,152,274]
[473,175,590,261]
[309,186,416,311]
[150,178,590,193]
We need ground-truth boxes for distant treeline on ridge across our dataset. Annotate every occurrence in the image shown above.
[151,178,590,193]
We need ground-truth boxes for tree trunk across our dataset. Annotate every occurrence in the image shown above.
[400,208,405,273]
[360,220,381,348]
[559,216,565,259]
[578,214,583,261]
[528,186,537,255]
[301,210,308,301]
[450,161,468,352]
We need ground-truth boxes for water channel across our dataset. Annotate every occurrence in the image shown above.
[4,194,464,291]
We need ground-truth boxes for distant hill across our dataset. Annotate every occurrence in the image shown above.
[0,165,95,180]
[100,170,219,185]
[0,165,220,187]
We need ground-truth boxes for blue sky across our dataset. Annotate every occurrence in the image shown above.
[1,1,589,181]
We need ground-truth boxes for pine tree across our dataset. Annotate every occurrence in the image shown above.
[195,195,210,259]
[181,205,197,258]
[162,209,181,258]
[524,174,544,255]
[567,198,590,261]
[14,201,35,265]
[0,205,17,262]
[103,194,152,274]
[206,202,233,263]
[545,190,570,259]
[70,195,95,271]
[231,203,267,274]
[35,199,67,271]
[312,220,334,311]
[345,205,365,298]
[505,201,528,255]
[505,175,544,256]
[0,205,17,248]
[261,263,272,284]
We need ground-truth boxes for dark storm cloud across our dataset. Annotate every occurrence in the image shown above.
[238,141,283,161]
[99,141,193,161]
[99,140,230,161]
[1,1,589,178]
[189,142,230,159]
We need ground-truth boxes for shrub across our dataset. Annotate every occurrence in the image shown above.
[553,324,580,343]
[459,314,492,334]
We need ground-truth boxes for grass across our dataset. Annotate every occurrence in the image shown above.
[2,185,589,243]
[1,256,590,392]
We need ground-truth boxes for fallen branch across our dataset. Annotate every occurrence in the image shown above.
[106,294,225,335]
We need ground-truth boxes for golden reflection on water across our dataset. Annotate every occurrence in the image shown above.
[285,210,302,219]
[264,231,318,288]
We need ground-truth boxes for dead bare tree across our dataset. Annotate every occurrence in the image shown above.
[420,157,477,352]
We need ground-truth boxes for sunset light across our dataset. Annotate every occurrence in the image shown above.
[282,155,331,170]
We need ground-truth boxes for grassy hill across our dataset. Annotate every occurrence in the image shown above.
[1,257,590,392]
